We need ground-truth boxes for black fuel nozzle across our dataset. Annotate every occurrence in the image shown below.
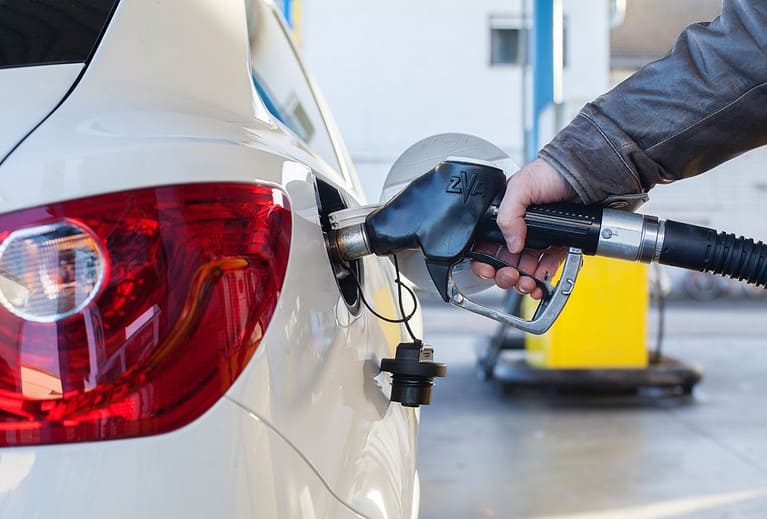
[364,160,507,301]
[380,340,447,407]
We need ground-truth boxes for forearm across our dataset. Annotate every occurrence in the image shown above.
[541,0,767,205]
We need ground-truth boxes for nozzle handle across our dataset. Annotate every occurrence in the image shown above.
[476,202,603,254]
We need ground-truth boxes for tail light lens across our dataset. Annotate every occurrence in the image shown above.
[0,183,291,446]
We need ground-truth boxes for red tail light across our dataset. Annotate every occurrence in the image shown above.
[0,183,291,446]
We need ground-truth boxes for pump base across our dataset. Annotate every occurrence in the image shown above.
[491,355,702,396]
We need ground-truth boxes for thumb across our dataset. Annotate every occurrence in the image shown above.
[496,159,577,254]
[496,174,531,254]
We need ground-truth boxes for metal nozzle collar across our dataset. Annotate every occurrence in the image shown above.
[596,209,664,264]
[329,223,371,262]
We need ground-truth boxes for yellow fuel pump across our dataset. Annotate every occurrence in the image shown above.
[526,256,648,369]
[488,257,702,394]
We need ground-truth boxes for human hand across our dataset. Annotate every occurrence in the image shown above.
[471,158,577,300]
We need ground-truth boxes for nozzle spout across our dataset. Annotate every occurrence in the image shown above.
[327,223,372,263]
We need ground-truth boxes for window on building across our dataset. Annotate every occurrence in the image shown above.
[489,15,569,68]
[490,16,527,66]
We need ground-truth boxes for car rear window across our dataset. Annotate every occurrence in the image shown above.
[0,0,119,69]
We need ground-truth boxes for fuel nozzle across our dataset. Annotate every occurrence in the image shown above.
[380,341,447,407]
[327,160,508,299]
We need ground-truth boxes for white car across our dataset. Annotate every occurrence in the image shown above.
[0,1,421,517]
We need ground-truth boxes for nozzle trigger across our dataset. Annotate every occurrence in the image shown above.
[447,248,584,335]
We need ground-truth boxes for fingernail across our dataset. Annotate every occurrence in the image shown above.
[507,237,521,254]
[478,273,492,280]
[517,286,529,295]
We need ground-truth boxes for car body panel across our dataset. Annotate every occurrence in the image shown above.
[0,0,420,517]
[0,398,363,519]
[0,64,83,161]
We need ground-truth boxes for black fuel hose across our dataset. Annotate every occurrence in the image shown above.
[659,221,767,287]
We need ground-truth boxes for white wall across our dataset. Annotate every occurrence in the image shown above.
[300,0,610,201]
[563,1,610,101]
[645,149,767,238]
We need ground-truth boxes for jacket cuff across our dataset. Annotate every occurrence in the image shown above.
[538,103,665,205]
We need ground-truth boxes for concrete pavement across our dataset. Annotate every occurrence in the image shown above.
[417,298,767,518]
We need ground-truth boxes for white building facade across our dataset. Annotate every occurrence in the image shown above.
[299,0,610,202]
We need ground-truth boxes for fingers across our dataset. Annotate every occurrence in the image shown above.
[495,265,521,290]
[514,250,543,295]
[534,247,567,281]
[470,245,566,302]
[529,247,567,300]
[469,242,548,296]
[470,260,495,280]
[472,246,566,301]
[470,242,522,288]
[470,242,501,280]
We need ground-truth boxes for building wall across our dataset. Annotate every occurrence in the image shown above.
[610,0,721,68]
[300,0,609,201]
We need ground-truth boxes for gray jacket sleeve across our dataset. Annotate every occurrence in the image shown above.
[540,0,767,206]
